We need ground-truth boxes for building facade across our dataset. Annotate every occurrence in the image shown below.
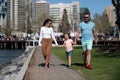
[7,0,33,33]
[0,0,7,30]
[49,1,80,30]
[7,0,26,31]
[105,6,115,26]
[35,0,49,21]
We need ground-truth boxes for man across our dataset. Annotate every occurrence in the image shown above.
[110,25,117,40]
[74,13,98,69]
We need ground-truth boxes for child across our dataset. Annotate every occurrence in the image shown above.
[63,33,75,68]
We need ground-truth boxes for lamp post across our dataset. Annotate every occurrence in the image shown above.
[25,0,29,40]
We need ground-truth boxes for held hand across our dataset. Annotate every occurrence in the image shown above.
[55,44,58,47]
[74,40,77,45]
[39,43,41,46]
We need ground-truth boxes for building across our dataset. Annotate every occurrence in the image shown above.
[0,0,7,30]
[7,0,33,33]
[7,0,26,31]
[31,0,36,22]
[105,6,115,26]
[49,1,80,31]
[35,0,49,21]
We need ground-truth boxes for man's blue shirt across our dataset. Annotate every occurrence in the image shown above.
[78,21,95,41]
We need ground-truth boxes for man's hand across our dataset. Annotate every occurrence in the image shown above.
[74,40,77,45]
[95,38,98,44]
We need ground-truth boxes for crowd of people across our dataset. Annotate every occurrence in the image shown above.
[0,33,39,41]
[98,31,119,40]
[0,34,25,41]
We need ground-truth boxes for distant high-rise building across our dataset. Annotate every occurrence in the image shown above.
[105,6,115,26]
[49,1,80,30]
[0,0,7,29]
[35,0,49,21]
[7,0,26,31]
[31,0,36,22]
[7,0,33,32]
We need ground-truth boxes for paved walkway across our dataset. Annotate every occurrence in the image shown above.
[24,47,84,80]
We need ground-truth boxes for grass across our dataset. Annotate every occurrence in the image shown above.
[52,46,120,80]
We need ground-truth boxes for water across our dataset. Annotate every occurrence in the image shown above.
[0,50,25,64]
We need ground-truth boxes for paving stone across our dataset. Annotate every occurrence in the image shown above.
[24,47,84,80]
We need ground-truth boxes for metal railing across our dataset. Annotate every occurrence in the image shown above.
[26,40,39,47]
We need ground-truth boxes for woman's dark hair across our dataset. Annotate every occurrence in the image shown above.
[43,19,52,26]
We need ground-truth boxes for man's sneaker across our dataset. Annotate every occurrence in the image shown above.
[86,64,92,69]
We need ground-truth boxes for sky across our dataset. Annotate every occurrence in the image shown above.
[35,0,113,18]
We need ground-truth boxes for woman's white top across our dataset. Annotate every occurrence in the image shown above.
[39,26,58,46]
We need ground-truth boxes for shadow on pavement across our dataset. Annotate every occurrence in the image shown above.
[38,63,45,67]
[72,63,84,67]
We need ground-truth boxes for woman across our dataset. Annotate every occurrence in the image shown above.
[39,19,58,68]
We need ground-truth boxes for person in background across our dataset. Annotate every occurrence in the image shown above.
[74,12,98,69]
[110,25,117,40]
[39,19,58,68]
[62,33,75,68]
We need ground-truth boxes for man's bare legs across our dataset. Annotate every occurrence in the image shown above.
[87,49,91,66]
[83,49,92,69]
[82,51,87,66]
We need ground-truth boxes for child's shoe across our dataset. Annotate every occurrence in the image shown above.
[68,65,72,69]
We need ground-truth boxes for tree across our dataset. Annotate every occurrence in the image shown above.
[73,23,78,32]
[93,13,110,33]
[112,0,120,30]
[93,14,101,32]
[27,16,32,34]
[3,19,12,36]
[33,13,54,33]
[58,9,71,33]
[101,13,111,32]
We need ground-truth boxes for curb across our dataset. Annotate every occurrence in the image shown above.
[15,47,35,80]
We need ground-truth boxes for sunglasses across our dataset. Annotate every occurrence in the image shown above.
[84,17,89,18]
